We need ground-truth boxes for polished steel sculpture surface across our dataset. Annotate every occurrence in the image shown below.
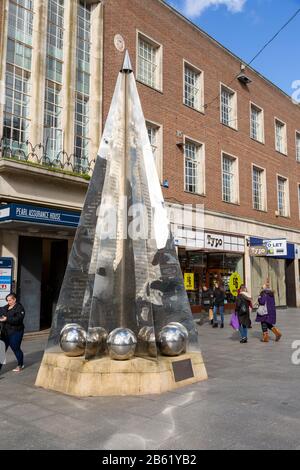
[86,327,108,358]
[46,51,202,362]
[107,328,137,360]
[158,325,187,357]
[59,324,86,357]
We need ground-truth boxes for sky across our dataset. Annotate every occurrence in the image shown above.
[165,0,300,99]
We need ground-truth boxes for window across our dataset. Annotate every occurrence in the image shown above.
[6,38,32,71]
[275,119,287,155]
[146,121,163,181]
[277,176,289,217]
[252,166,266,211]
[222,153,239,203]
[221,84,237,129]
[296,132,300,162]
[184,62,204,112]
[43,80,62,160]
[7,0,33,46]
[74,2,91,170]
[184,139,205,194]
[74,94,90,170]
[3,63,30,151]
[250,103,264,143]
[137,32,162,91]
[47,0,64,60]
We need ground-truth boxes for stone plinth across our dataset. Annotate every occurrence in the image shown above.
[35,352,208,397]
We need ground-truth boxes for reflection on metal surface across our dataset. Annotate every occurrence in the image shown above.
[166,322,188,353]
[86,327,108,358]
[158,325,187,357]
[107,328,137,360]
[59,324,86,357]
[45,51,202,363]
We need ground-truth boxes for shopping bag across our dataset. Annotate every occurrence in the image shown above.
[208,308,213,321]
[230,312,239,331]
[0,339,6,365]
[257,304,268,316]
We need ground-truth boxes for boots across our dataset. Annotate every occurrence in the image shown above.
[271,327,282,342]
[261,331,269,342]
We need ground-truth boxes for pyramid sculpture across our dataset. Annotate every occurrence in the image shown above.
[36,52,207,395]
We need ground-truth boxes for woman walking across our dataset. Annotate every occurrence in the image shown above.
[212,283,225,328]
[256,282,282,342]
[235,285,252,344]
[0,293,25,372]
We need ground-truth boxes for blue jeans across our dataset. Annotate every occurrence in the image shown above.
[213,305,224,324]
[0,330,24,368]
[239,325,248,339]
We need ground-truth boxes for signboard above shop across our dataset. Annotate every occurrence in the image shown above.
[250,237,293,259]
[263,239,287,257]
[0,203,80,228]
[249,246,268,257]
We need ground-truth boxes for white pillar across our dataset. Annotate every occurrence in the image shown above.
[244,239,252,296]
[0,0,8,141]
[28,0,48,151]
[89,2,104,162]
[61,0,78,157]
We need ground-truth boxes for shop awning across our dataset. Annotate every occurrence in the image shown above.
[0,203,80,229]
[250,237,295,259]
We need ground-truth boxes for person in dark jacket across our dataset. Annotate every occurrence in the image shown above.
[201,285,214,325]
[213,283,225,328]
[0,293,25,372]
[256,282,282,343]
[235,285,252,344]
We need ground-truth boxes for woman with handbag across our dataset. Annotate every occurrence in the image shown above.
[256,281,282,343]
[235,285,252,344]
[201,285,214,325]
[0,293,25,372]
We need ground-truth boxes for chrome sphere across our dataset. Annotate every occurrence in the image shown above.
[59,323,86,357]
[107,328,137,360]
[167,322,189,339]
[158,325,186,357]
[86,327,108,357]
[166,322,188,353]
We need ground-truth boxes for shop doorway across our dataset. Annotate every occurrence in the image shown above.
[285,260,296,308]
[40,239,68,329]
[18,236,68,332]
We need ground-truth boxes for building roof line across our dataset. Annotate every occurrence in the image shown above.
[160,0,298,106]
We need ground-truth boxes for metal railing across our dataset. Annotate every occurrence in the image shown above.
[0,138,95,177]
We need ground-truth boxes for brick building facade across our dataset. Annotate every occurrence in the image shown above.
[101,0,300,310]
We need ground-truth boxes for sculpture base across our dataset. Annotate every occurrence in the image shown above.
[35,352,208,397]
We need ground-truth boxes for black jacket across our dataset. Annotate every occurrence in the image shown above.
[213,288,225,306]
[235,294,251,327]
[201,288,214,308]
[0,303,25,336]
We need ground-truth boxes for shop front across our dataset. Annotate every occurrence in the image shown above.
[0,203,80,331]
[176,232,245,313]
[250,237,297,307]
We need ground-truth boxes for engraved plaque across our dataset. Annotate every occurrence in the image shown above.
[172,359,194,382]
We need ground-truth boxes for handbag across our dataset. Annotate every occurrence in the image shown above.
[0,339,6,365]
[208,308,213,321]
[230,312,240,331]
[257,304,268,316]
